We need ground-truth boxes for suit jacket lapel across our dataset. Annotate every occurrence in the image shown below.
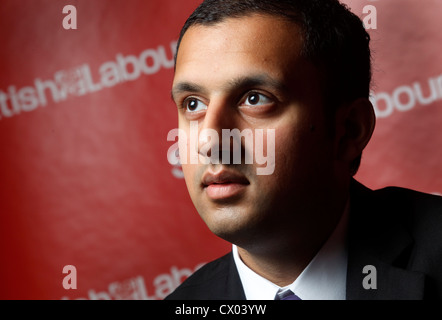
[346,180,426,299]
[218,252,247,300]
[198,252,246,300]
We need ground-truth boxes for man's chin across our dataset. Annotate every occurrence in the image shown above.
[198,207,264,244]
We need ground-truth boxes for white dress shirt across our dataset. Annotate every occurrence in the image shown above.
[232,204,349,300]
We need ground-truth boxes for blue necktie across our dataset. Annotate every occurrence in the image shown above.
[275,289,302,300]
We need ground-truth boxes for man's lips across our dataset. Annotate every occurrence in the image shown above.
[202,170,250,200]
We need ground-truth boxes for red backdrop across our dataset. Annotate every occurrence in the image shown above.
[0,0,441,299]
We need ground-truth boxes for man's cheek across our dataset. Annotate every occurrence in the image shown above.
[253,128,276,176]
[180,163,197,194]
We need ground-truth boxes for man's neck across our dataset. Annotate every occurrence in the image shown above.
[235,198,349,287]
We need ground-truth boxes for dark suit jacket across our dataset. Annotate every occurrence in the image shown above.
[166,180,442,300]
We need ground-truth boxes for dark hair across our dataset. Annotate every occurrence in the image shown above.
[175,0,372,174]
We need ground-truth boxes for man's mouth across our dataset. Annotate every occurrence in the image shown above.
[201,169,250,200]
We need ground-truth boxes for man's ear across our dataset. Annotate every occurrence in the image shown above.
[335,98,376,166]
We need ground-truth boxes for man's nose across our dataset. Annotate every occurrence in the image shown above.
[197,100,238,162]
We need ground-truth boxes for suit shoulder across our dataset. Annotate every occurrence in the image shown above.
[373,186,442,246]
[164,253,233,300]
[373,186,442,221]
[351,181,442,244]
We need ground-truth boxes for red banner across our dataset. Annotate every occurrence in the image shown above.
[0,0,440,299]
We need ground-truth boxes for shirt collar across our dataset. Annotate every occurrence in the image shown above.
[232,202,349,300]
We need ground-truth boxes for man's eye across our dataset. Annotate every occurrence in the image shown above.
[184,98,207,112]
[242,92,272,106]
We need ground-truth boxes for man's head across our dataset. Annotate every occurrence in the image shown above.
[176,0,373,134]
[171,0,375,250]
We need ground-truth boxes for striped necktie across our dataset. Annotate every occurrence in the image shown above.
[275,289,302,300]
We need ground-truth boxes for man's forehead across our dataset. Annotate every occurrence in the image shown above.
[176,13,303,64]
[173,14,304,91]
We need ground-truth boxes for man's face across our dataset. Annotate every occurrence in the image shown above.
[172,14,339,247]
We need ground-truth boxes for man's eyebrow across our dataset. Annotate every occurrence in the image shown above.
[171,74,288,101]
[224,74,288,93]
[171,82,206,102]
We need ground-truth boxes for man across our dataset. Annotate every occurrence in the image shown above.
[166,0,442,300]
